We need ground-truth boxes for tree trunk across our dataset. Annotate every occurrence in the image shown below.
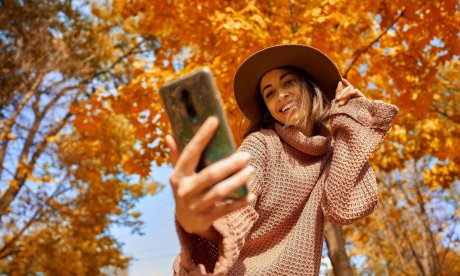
[324,219,353,276]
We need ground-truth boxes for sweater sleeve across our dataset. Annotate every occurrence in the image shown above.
[321,97,398,225]
[173,132,267,275]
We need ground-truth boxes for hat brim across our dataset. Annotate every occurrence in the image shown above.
[233,44,341,121]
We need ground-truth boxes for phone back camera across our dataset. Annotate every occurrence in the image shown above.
[180,89,198,122]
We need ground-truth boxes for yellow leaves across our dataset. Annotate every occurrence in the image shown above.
[132,60,146,78]
[311,8,322,17]
[6,180,18,190]
[96,0,459,201]
[394,116,459,164]
[6,132,16,140]
[7,220,131,274]
[146,181,163,195]
[388,209,403,219]
[423,162,458,190]
[46,135,59,143]
[211,4,270,42]
[130,182,144,198]
[60,111,137,182]
[121,158,149,177]
[357,232,369,243]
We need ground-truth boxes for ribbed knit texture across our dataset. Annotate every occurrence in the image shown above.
[173,98,398,275]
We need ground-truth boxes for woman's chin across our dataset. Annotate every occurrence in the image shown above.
[280,117,299,127]
[276,111,299,126]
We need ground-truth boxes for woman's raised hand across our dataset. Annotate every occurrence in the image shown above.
[335,78,365,106]
[166,116,256,235]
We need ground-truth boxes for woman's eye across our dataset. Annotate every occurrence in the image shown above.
[265,91,274,98]
[284,79,295,87]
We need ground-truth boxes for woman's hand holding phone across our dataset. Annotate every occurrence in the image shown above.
[166,116,256,240]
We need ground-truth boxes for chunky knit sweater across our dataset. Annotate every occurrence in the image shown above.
[173,97,398,275]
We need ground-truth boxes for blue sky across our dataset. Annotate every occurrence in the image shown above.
[111,164,179,275]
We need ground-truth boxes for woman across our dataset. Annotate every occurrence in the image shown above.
[166,44,398,275]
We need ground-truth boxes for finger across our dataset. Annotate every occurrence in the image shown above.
[166,134,180,167]
[341,78,353,88]
[354,89,365,97]
[335,85,354,100]
[343,88,364,100]
[336,80,344,92]
[338,89,363,106]
[339,88,355,100]
[338,92,354,106]
[205,193,257,223]
[177,152,251,201]
[190,165,254,213]
[175,116,219,174]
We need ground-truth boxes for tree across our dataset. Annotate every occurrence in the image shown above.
[346,59,460,275]
[0,0,159,273]
[75,0,460,273]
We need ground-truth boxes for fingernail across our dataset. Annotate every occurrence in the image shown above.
[245,165,255,174]
[206,116,218,126]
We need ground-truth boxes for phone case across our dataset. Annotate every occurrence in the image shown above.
[159,67,247,200]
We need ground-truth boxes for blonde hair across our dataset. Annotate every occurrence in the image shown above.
[293,67,330,129]
[243,66,330,138]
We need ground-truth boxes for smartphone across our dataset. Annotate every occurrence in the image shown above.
[159,67,247,200]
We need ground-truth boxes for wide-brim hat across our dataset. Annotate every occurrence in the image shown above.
[233,44,341,121]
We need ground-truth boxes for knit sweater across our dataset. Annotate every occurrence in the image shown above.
[173,97,399,275]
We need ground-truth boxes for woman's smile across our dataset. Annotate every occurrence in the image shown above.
[260,68,307,126]
[279,101,296,114]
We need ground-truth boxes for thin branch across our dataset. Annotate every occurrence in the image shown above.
[0,87,80,217]
[288,0,298,35]
[413,161,439,275]
[0,90,35,177]
[93,39,146,79]
[343,8,407,78]
[438,217,458,271]
[0,207,40,259]
[430,105,460,124]
[0,169,73,260]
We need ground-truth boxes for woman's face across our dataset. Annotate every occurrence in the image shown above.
[259,68,309,126]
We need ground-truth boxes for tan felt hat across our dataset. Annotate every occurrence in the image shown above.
[233,44,341,121]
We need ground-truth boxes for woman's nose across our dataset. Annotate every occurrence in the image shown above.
[278,89,289,100]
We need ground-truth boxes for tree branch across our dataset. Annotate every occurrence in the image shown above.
[343,8,407,78]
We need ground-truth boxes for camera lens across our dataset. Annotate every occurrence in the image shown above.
[180,89,197,121]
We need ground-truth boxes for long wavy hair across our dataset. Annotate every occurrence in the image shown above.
[243,66,330,138]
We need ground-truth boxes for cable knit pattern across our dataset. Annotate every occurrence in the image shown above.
[173,97,398,275]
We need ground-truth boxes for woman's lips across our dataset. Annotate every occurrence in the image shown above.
[280,102,296,113]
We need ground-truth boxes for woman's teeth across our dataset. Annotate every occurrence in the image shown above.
[281,103,294,113]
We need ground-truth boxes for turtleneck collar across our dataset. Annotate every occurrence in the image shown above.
[274,123,331,156]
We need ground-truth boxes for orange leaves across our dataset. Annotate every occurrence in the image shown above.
[61,95,137,182]
[121,157,150,178]
[99,0,460,191]
[71,1,460,272]
[423,162,459,190]
[211,4,271,43]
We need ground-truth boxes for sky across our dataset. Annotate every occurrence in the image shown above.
[111,164,179,276]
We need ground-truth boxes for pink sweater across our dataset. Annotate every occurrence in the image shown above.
[173,98,398,275]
